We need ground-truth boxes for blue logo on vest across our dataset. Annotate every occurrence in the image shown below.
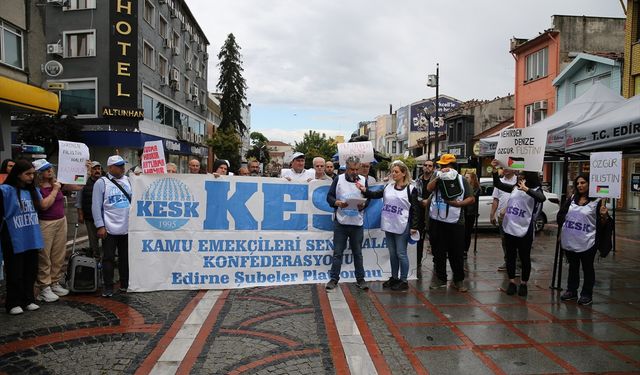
[136,178,199,231]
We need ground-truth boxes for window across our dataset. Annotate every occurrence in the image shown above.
[143,41,155,69]
[64,30,96,58]
[159,15,168,40]
[59,79,97,116]
[158,54,168,79]
[525,47,548,81]
[143,0,155,28]
[172,31,180,52]
[143,94,154,121]
[201,62,206,80]
[65,0,96,10]
[193,55,199,75]
[524,102,546,126]
[174,109,182,130]
[0,21,23,69]
[184,43,191,62]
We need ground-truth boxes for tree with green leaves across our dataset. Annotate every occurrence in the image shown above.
[293,130,338,168]
[245,131,270,165]
[207,127,243,172]
[217,33,248,136]
[17,114,83,159]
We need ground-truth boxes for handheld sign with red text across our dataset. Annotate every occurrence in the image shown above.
[142,140,167,174]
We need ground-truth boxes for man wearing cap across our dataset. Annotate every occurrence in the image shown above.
[325,156,370,291]
[75,161,104,258]
[281,152,314,182]
[92,155,132,297]
[426,154,475,292]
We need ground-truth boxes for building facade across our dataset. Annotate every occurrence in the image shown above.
[622,0,640,98]
[41,0,209,169]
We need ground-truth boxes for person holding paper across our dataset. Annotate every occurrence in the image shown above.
[33,159,69,302]
[490,159,545,297]
[325,156,370,291]
[359,160,419,291]
[557,174,612,306]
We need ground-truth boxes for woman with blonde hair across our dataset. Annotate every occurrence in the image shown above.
[33,159,69,302]
[359,160,419,291]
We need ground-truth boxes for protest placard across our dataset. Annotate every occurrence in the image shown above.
[57,140,90,184]
[494,127,547,172]
[142,140,167,174]
[337,141,374,166]
[589,151,622,199]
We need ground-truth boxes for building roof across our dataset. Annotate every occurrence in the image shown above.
[267,141,291,147]
[472,118,514,140]
[510,30,559,54]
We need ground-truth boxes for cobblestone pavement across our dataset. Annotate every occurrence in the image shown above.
[1,212,639,374]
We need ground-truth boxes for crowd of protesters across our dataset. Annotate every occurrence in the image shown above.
[1,150,613,315]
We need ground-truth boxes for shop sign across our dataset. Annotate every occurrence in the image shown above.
[472,142,480,156]
[43,60,63,77]
[109,0,138,109]
[102,107,144,118]
[165,140,181,152]
[448,144,466,158]
[631,174,640,193]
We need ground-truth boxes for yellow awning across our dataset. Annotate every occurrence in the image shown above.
[0,76,59,114]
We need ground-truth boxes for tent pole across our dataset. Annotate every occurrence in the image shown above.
[473,156,480,254]
[613,198,616,253]
[551,154,569,290]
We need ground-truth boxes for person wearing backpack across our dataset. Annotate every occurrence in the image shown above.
[490,159,545,297]
[426,154,475,292]
[92,155,132,297]
[359,160,420,291]
[557,174,612,306]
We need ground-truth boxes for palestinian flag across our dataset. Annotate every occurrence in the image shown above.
[508,157,525,169]
[74,174,85,182]
[596,185,609,194]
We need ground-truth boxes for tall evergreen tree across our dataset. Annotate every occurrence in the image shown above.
[216,33,248,136]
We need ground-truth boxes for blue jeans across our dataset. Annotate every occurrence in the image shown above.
[385,228,410,281]
[329,222,365,282]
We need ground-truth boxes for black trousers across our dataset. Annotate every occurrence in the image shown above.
[1,240,38,312]
[430,220,465,282]
[564,246,597,297]
[464,214,476,254]
[504,230,533,281]
[102,233,129,289]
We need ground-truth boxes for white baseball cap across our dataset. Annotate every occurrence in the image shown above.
[107,155,127,166]
[32,159,54,172]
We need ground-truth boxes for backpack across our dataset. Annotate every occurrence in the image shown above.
[438,175,463,200]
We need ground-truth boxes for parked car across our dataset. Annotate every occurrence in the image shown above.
[476,178,560,232]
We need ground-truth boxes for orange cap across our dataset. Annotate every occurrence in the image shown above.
[436,154,457,165]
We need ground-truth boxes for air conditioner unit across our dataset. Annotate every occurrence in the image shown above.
[160,75,169,86]
[47,43,63,55]
[538,100,547,110]
[163,38,171,49]
[194,98,200,107]
[172,46,180,56]
[192,87,199,98]
[186,62,193,71]
[170,69,179,82]
[533,100,548,111]
[191,133,197,143]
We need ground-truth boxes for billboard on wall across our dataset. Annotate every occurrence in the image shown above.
[410,96,461,133]
[375,116,387,152]
[396,106,409,141]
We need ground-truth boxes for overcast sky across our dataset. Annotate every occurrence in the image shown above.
[187,0,625,144]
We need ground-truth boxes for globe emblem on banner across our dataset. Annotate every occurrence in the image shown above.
[137,178,199,231]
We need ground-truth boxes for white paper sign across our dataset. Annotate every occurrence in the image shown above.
[495,127,548,172]
[142,140,167,174]
[57,140,90,184]
[337,141,374,166]
[589,151,622,199]
[128,176,416,291]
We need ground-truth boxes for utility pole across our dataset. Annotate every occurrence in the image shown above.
[427,63,440,157]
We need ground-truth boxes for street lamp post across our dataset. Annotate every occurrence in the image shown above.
[427,63,440,158]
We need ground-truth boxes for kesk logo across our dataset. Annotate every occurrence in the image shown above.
[136,178,199,231]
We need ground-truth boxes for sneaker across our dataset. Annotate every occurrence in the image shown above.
[577,296,593,306]
[9,306,24,315]
[498,263,507,271]
[518,284,528,297]
[325,279,338,290]
[429,279,447,289]
[37,286,59,302]
[506,282,517,295]
[25,303,40,311]
[560,291,578,301]
[382,277,400,288]
[391,281,409,291]
[102,286,114,297]
[355,279,369,290]
[118,287,128,293]
[51,283,69,297]
[453,281,468,292]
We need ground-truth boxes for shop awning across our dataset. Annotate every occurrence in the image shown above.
[0,76,59,114]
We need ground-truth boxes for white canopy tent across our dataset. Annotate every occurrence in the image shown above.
[478,83,624,156]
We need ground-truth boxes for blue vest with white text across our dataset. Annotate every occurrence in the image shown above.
[0,185,44,254]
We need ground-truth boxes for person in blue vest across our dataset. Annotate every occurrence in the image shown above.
[490,159,546,297]
[557,174,612,305]
[325,156,370,291]
[0,159,44,315]
[359,160,420,291]
[92,155,132,297]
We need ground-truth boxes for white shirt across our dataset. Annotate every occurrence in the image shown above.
[492,175,517,218]
[281,168,315,182]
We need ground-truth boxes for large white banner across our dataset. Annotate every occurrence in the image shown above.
[128,175,415,291]
[589,151,622,199]
[57,140,90,184]
[495,127,548,172]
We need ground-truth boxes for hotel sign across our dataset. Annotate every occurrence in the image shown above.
[109,0,138,110]
[102,107,144,118]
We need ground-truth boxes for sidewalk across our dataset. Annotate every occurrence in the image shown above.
[1,216,639,374]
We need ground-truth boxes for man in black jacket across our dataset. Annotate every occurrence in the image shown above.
[74,161,104,258]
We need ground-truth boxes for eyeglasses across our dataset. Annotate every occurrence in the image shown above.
[423,164,434,167]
